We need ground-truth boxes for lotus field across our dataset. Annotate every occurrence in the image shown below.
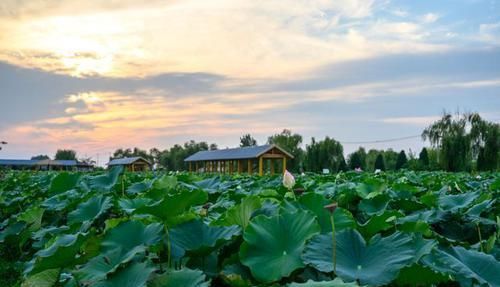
[1,168,499,287]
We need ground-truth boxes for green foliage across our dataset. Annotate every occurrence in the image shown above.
[374,153,385,171]
[419,147,429,168]
[348,147,366,170]
[150,268,210,287]
[423,112,499,171]
[54,149,77,160]
[240,207,320,282]
[395,150,407,170]
[304,137,344,173]
[239,134,257,147]
[1,170,499,286]
[303,230,416,286]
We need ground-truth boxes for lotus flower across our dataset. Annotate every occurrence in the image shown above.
[355,167,363,172]
[374,169,381,174]
[282,170,295,190]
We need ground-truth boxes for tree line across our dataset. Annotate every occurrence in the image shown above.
[37,112,498,172]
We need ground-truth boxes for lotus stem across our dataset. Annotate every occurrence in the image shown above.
[164,224,171,267]
[329,213,337,275]
[476,223,483,252]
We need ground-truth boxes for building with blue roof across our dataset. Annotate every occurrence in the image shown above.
[107,156,151,172]
[184,144,293,175]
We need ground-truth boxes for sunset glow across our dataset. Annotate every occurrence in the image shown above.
[0,0,499,161]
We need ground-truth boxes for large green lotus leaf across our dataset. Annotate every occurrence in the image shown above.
[77,221,162,282]
[135,189,207,225]
[118,198,152,214]
[0,221,26,243]
[218,196,261,229]
[126,180,152,195]
[239,208,320,283]
[146,175,178,199]
[170,219,240,256]
[438,191,479,212]
[21,268,60,287]
[32,226,70,249]
[288,278,359,287]
[194,177,222,194]
[302,230,415,286]
[67,195,112,225]
[149,268,210,287]
[49,172,80,195]
[358,194,390,216]
[357,210,403,239]
[101,221,163,252]
[356,178,386,199]
[466,198,496,217]
[18,206,45,232]
[394,264,450,287]
[93,262,154,287]
[26,232,88,275]
[89,166,123,191]
[77,246,144,282]
[422,246,500,287]
[298,193,355,233]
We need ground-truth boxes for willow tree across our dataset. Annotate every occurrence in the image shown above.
[304,136,344,173]
[422,112,499,171]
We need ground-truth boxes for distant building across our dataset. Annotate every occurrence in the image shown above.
[107,157,151,171]
[184,144,293,176]
[0,159,94,171]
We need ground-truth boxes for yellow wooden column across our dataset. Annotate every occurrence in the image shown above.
[282,157,287,173]
[248,160,252,175]
[270,159,274,175]
[238,160,242,173]
[258,157,263,176]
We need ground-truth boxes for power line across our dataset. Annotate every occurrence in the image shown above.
[339,135,421,145]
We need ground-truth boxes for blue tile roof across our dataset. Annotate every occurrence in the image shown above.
[108,157,151,166]
[0,159,39,166]
[184,144,293,162]
[0,159,78,166]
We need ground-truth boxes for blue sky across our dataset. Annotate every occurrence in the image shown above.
[0,0,498,164]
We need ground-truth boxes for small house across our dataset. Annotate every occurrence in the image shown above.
[107,157,151,172]
[184,144,293,176]
[0,159,94,171]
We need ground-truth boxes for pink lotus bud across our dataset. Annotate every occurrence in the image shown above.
[324,202,338,214]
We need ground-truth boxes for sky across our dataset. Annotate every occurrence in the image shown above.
[0,0,499,165]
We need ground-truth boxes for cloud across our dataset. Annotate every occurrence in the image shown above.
[479,22,500,45]
[380,116,440,126]
[0,0,447,78]
[421,13,439,24]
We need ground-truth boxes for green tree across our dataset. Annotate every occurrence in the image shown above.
[240,134,257,147]
[348,147,366,170]
[374,153,386,171]
[383,149,399,171]
[470,115,499,171]
[31,155,50,160]
[159,140,217,171]
[54,149,77,160]
[423,112,499,171]
[267,129,303,172]
[418,148,429,169]
[304,137,344,173]
[395,150,407,170]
